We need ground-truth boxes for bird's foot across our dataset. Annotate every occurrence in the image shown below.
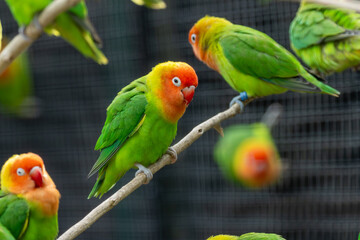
[166,147,178,164]
[18,15,43,42]
[135,163,153,184]
[19,26,31,41]
[229,92,248,112]
[31,14,43,31]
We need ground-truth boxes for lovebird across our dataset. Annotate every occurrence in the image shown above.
[0,38,40,118]
[189,16,340,108]
[4,0,108,65]
[214,123,282,188]
[290,0,360,75]
[131,0,166,9]
[207,233,286,240]
[88,61,198,198]
[0,153,60,240]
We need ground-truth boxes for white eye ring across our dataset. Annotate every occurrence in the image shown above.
[191,33,196,43]
[172,77,181,87]
[17,168,25,176]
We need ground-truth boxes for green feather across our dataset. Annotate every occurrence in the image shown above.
[0,224,15,240]
[0,192,29,239]
[4,0,107,64]
[131,0,166,9]
[211,21,339,96]
[89,74,178,198]
[0,190,58,240]
[290,2,360,74]
[239,232,286,240]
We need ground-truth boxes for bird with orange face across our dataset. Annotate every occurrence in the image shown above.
[214,104,282,189]
[0,153,60,240]
[88,61,198,198]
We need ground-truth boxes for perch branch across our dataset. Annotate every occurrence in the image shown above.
[57,99,254,240]
[0,0,82,74]
[280,0,360,11]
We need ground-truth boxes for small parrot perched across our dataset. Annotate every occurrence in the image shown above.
[214,123,282,188]
[0,38,40,118]
[0,153,60,240]
[207,233,286,240]
[131,0,166,9]
[188,16,339,108]
[4,0,108,65]
[88,61,198,198]
[290,0,360,75]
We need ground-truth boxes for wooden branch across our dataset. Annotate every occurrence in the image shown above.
[280,0,360,11]
[57,99,253,240]
[0,0,82,74]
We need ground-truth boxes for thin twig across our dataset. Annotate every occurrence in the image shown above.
[57,99,253,240]
[279,0,360,11]
[0,0,82,74]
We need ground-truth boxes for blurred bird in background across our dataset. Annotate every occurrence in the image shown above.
[0,37,41,119]
[131,0,166,9]
[189,16,339,110]
[4,0,108,64]
[290,0,360,75]
[0,153,60,240]
[207,232,286,240]
[214,104,283,189]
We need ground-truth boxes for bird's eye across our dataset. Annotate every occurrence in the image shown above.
[172,77,181,87]
[191,33,196,43]
[17,168,25,176]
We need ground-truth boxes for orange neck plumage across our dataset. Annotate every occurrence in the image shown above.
[22,183,60,216]
[155,89,186,123]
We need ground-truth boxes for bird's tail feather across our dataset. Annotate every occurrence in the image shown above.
[301,70,340,97]
[47,13,108,65]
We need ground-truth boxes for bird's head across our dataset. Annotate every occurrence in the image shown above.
[1,153,50,194]
[188,16,231,63]
[233,140,280,188]
[148,61,198,123]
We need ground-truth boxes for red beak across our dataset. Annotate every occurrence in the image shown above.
[181,86,196,105]
[30,166,43,188]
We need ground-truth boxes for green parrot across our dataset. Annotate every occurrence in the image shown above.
[290,0,360,75]
[131,0,166,9]
[0,38,40,118]
[4,0,108,65]
[214,122,282,188]
[207,233,286,240]
[88,61,198,198]
[0,153,61,240]
[189,16,339,108]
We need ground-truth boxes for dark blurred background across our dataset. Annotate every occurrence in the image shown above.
[0,0,359,239]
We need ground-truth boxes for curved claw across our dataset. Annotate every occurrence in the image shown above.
[229,92,248,112]
[229,96,244,112]
[135,163,153,184]
[19,26,31,41]
[31,14,43,31]
[166,147,178,164]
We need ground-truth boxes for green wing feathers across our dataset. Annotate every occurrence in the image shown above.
[50,13,108,65]
[0,192,29,240]
[290,11,345,50]
[219,27,339,96]
[131,0,166,9]
[239,232,286,240]
[290,4,360,74]
[89,77,148,177]
[4,0,107,64]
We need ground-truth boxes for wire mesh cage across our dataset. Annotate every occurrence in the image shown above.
[0,0,359,239]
